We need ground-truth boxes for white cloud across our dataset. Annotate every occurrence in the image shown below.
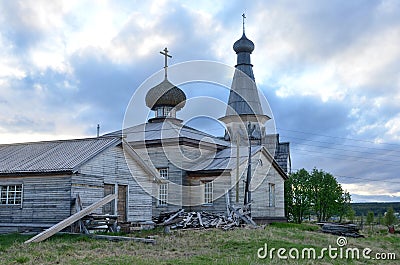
[342,183,400,197]
[275,63,345,102]
[384,114,400,141]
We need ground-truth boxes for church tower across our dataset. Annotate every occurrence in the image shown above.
[220,15,270,145]
[145,48,186,123]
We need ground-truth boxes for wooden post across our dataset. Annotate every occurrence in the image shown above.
[236,135,240,203]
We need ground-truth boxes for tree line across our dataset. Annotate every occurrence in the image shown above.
[284,168,351,223]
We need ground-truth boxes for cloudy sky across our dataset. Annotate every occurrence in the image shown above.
[1,0,400,203]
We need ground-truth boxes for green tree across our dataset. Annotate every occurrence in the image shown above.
[347,208,356,223]
[384,207,397,227]
[285,168,350,223]
[284,169,312,223]
[366,211,374,230]
[366,211,374,225]
[338,191,351,222]
[309,168,345,222]
[377,213,382,225]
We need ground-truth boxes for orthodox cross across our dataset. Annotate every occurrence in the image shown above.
[242,13,246,34]
[160,47,172,79]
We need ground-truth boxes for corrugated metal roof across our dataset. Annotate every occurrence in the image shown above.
[105,120,230,147]
[189,146,262,171]
[0,137,120,174]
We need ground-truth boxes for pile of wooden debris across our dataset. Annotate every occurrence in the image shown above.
[318,223,364,238]
[153,205,257,230]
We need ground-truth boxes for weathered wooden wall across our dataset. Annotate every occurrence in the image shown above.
[184,149,286,221]
[134,146,183,217]
[78,145,153,222]
[250,150,285,219]
[0,144,154,234]
[0,175,72,233]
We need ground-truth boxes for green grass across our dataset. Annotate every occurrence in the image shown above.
[0,224,398,264]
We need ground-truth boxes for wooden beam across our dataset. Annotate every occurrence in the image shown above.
[25,194,117,244]
[197,212,203,227]
[90,234,155,244]
[229,205,257,226]
[162,209,184,225]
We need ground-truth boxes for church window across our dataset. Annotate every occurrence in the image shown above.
[203,181,213,204]
[0,184,23,206]
[158,168,168,206]
[158,183,168,206]
[268,183,275,207]
[159,168,168,179]
[155,107,173,118]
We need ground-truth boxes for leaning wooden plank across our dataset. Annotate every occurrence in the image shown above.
[90,234,155,244]
[24,194,117,244]
[162,209,184,225]
[197,212,203,227]
[225,189,230,216]
[229,205,257,226]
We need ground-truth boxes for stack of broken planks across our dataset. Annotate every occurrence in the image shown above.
[154,206,257,230]
[318,223,364,238]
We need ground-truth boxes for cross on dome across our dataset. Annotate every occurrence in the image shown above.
[242,13,246,34]
[160,47,172,79]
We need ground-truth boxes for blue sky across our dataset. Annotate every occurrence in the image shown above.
[0,0,400,202]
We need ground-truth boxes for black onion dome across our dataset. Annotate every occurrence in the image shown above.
[145,78,186,110]
[233,33,255,53]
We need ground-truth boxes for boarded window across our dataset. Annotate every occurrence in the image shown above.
[269,183,275,207]
[0,185,23,205]
[203,181,213,204]
[117,185,127,222]
[103,184,115,214]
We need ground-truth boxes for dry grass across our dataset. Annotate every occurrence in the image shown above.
[0,223,398,265]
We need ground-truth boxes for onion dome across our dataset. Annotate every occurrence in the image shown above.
[233,33,254,54]
[145,78,186,111]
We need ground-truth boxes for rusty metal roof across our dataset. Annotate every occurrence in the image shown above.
[0,137,120,175]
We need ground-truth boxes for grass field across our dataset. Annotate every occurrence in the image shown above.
[0,223,398,265]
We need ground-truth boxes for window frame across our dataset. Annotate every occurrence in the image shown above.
[159,168,169,179]
[203,181,213,205]
[268,183,275,207]
[0,184,23,207]
[155,106,173,118]
[157,168,169,207]
[158,183,168,207]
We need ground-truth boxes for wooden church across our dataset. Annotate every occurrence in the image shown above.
[0,23,290,233]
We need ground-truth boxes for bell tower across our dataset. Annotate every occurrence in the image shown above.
[219,14,270,145]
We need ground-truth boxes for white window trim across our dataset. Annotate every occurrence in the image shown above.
[158,183,168,207]
[157,168,169,207]
[0,184,23,207]
[155,106,173,118]
[159,168,169,179]
[203,181,213,205]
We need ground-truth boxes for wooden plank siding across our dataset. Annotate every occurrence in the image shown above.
[133,146,185,217]
[0,144,153,233]
[78,145,152,222]
[185,149,286,221]
[0,175,72,233]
